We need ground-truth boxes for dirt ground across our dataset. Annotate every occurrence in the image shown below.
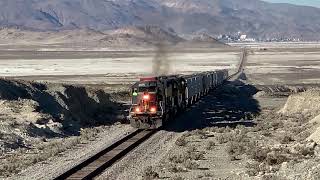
[96,43,320,180]
[96,79,320,180]
[245,47,320,85]
[1,43,320,179]
[0,79,132,178]
[1,44,320,86]
[0,48,240,85]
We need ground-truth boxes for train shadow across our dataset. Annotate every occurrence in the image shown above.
[164,80,261,132]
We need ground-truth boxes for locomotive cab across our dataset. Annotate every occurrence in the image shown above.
[129,77,164,129]
[129,70,229,129]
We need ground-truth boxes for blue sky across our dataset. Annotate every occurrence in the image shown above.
[264,0,320,7]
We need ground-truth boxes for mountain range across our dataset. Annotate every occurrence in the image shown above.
[1,0,320,40]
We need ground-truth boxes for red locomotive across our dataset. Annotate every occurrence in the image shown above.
[129,70,228,129]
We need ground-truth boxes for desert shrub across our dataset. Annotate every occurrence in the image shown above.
[296,131,311,142]
[80,128,102,141]
[0,160,21,177]
[172,176,184,180]
[245,161,262,176]
[279,135,294,144]
[270,121,284,130]
[168,163,187,173]
[227,141,246,161]
[252,123,266,132]
[187,146,197,153]
[294,144,315,157]
[217,128,249,144]
[225,126,232,133]
[206,126,219,133]
[175,136,187,146]
[169,154,185,164]
[247,146,270,162]
[235,125,249,134]
[142,166,159,180]
[204,172,213,177]
[216,134,229,144]
[183,160,199,170]
[261,174,280,180]
[183,131,193,137]
[261,130,272,137]
[205,141,215,150]
[198,172,214,178]
[185,147,205,160]
[192,129,208,139]
[216,127,231,133]
[265,151,289,165]
[0,136,84,177]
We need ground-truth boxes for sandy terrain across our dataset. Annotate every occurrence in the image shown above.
[229,42,320,49]
[1,43,320,86]
[1,43,320,179]
[95,43,320,180]
[0,78,133,178]
[95,79,320,180]
[0,49,240,85]
[242,45,320,85]
[10,124,134,180]
[97,79,259,180]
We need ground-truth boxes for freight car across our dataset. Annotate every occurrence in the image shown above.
[128,70,229,129]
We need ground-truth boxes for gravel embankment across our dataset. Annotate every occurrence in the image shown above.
[97,83,320,180]
[10,124,134,180]
[97,130,182,180]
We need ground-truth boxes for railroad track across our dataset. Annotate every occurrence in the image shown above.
[227,48,247,80]
[55,49,246,180]
[54,129,157,180]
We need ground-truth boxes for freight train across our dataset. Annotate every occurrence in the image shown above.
[128,70,229,129]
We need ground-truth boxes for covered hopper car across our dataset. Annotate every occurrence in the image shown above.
[128,70,229,129]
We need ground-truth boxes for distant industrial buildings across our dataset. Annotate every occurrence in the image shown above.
[217,32,255,42]
[217,32,302,42]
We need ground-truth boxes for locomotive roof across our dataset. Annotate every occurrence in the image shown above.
[132,69,229,88]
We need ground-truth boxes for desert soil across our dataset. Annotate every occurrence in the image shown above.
[1,43,320,179]
[97,77,320,180]
[0,48,240,85]
[94,44,320,180]
[0,79,134,179]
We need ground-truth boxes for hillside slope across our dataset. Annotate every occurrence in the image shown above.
[0,25,229,49]
[0,0,320,40]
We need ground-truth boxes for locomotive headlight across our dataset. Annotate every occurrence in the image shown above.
[135,107,141,112]
[150,106,157,113]
[143,94,150,100]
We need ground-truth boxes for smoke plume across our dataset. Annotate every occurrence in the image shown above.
[152,43,171,76]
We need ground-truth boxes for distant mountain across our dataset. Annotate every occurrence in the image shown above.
[0,26,189,48]
[105,26,185,45]
[0,0,320,40]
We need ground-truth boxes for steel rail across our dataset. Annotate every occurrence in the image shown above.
[54,48,246,180]
[54,129,157,180]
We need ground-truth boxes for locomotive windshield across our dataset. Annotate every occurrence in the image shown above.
[138,81,157,92]
[138,86,156,92]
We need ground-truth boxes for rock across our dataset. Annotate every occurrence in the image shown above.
[309,114,320,125]
[306,141,317,150]
[279,89,320,116]
[36,117,50,125]
[281,162,288,170]
[308,127,320,144]
[254,91,267,98]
